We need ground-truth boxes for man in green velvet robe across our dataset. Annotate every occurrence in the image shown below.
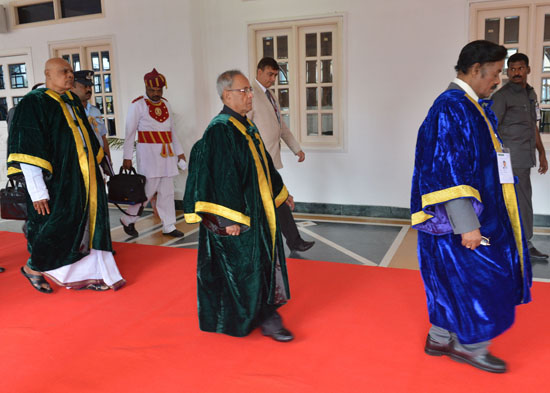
[184,70,294,341]
[8,58,124,293]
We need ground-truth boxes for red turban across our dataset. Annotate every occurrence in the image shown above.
[144,68,167,88]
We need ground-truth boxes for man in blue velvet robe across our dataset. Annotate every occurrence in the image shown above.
[184,70,293,341]
[411,40,532,373]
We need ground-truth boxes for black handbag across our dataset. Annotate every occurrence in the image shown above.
[0,175,28,220]
[107,167,147,216]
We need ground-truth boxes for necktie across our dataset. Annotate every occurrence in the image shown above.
[266,89,281,125]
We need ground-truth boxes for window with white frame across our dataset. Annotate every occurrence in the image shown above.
[0,53,33,122]
[52,41,118,137]
[11,0,103,27]
[249,16,344,149]
[470,1,550,141]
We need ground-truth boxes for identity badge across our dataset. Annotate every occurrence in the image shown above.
[497,151,514,184]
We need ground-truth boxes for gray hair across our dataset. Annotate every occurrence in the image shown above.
[216,69,244,100]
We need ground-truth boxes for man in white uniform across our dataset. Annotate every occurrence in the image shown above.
[121,69,186,238]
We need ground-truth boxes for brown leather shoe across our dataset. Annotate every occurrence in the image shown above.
[449,340,507,373]
[424,334,452,356]
[529,247,549,260]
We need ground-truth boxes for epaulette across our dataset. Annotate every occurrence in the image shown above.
[132,95,144,103]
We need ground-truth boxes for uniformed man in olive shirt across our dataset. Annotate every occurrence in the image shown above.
[492,53,548,260]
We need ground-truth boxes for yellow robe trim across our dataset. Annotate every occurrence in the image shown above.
[411,185,482,226]
[186,201,251,227]
[275,185,289,208]
[465,94,525,280]
[8,153,53,174]
[96,147,104,165]
[229,116,277,257]
[46,90,99,245]
[7,167,23,176]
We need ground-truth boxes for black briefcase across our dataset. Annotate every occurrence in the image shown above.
[107,167,147,205]
[0,175,28,220]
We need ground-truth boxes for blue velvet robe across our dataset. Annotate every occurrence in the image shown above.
[410,89,532,344]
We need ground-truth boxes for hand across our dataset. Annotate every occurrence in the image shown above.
[33,199,50,215]
[296,151,305,162]
[285,194,295,211]
[461,229,482,250]
[539,154,548,174]
[123,159,133,170]
[226,224,241,236]
[178,153,187,162]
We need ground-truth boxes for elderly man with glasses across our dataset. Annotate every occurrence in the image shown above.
[184,70,294,342]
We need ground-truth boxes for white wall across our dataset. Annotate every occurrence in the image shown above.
[1,0,548,215]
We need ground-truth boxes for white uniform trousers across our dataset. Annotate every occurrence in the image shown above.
[121,176,177,233]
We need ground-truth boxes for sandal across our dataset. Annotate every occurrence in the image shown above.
[76,283,110,291]
[20,266,53,294]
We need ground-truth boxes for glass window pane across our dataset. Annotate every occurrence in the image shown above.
[541,78,550,104]
[540,109,550,133]
[17,2,54,24]
[101,51,111,71]
[94,75,102,93]
[278,63,288,85]
[543,47,550,73]
[278,88,289,110]
[107,118,116,136]
[105,96,114,114]
[72,54,81,72]
[306,33,317,57]
[282,114,290,129]
[91,52,100,71]
[9,64,28,89]
[62,54,70,63]
[485,18,500,44]
[321,32,332,56]
[95,96,104,114]
[504,16,519,44]
[263,37,274,58]
[321,87,332,109]
[505,48,518,71]
[12,97,24,106]
[277,36,288,59]
[0,66,4,90]
[306,87,318,110]
[321,60,333,83]
[306,61,317,84]
[0,98,7,121]
[103,74,112,93]
[321,114,333,136]
[307,114,318,136]
[545,15,550,42]
[60,0,102,18]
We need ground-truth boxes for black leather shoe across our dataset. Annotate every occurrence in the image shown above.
[0,267,5,273]
[529,247,549,260]
[120,219,138,238]
[449,340,507,373]
[424,334,452,356]
[163,229,184,238]
[290,240,315,252]
[262,327,294,342]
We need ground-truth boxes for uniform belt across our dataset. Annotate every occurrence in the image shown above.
[138,131,174,157]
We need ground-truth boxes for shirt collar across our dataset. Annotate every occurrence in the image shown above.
[221,104,248,125]
[453,78,479,101]
[255,79,267,94]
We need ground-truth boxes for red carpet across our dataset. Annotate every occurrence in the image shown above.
[0,231,548,392]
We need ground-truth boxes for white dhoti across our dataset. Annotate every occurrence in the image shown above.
[44,249,126,290]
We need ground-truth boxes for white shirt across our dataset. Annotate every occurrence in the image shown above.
[452,78,479,102]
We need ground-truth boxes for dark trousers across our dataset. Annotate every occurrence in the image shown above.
[513,167,533,248]
[277,203,301,248]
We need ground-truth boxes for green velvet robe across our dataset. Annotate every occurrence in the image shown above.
[184,113,290,337]
[7,88,111,271]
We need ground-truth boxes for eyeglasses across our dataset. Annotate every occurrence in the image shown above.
[226,87,254,94]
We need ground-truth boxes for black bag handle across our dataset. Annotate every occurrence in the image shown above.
[118,166,139,176]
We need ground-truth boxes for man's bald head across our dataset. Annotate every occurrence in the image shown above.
[45,58,74,94]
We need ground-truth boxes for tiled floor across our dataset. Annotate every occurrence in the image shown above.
[2,207,549,281]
